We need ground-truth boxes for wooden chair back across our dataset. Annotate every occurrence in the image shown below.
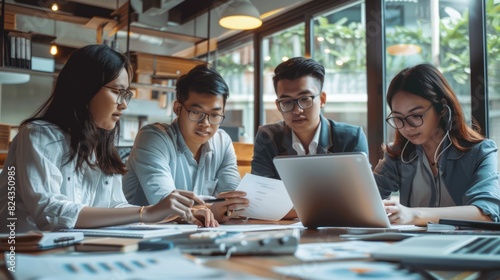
[233,142,253,178]
[0,124,10,150]
[0,124,11,168]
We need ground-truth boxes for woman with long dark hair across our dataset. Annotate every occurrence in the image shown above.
[0,44,209,232]
[374,63,500,226]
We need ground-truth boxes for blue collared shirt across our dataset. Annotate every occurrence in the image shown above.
[123,119,240,205]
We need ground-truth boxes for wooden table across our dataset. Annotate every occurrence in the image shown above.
[0,219,479,279]
[202,226,478,279]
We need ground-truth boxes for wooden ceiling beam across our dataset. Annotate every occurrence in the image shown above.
[5,3,89,25]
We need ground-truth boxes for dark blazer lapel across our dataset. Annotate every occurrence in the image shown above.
[317,115,333,154]
[282,124,297,156]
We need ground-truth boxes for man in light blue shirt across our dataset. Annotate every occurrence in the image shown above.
[123,65,249,223]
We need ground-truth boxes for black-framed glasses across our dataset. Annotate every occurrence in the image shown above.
[276,94,320,113]
[180,104,225,125]
[386,106,433,129]
[103,85,133,105]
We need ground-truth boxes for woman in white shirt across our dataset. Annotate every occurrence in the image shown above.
[0,44,214,232]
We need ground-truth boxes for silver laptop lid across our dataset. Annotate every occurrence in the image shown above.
[273,152,390,228]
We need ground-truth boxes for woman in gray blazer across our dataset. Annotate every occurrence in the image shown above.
[374,63,500,226]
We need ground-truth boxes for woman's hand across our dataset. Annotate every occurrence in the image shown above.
[209,191,249,223]
[383,200,416,225]
[145,190,205,225]
[192,205,219,228]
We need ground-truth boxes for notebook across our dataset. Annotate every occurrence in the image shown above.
[75,237,139,252]
[273,152,391,228]
[371,235,500,269]
[0,232,83,251]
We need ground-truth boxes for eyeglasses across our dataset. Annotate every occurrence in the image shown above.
[386,106,433,129]
[103,85,133,105]
[180,104,225,125]
[276,94,320,113]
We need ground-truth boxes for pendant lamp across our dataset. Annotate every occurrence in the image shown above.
[219,0,262,30]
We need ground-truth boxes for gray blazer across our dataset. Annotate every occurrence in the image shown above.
[251,115,369,179]
[374,139,500,222]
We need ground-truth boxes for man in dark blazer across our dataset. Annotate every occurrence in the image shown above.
[252,57,369,180]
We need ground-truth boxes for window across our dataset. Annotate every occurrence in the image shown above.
[1,75,52,124]
[384,0,471,143]
[261,23,305,124]
[486,0,500,171]
[312,3,367,134]
[214,42,255,142]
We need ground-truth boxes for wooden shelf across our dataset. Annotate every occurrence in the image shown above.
[130,82,175,92]
[0,67,57,77]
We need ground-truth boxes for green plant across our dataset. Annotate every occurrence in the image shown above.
[314,17,366,72]
[216,54,249,76]
[262,24,306,71]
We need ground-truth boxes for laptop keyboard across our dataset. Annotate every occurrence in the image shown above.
[452,237,500,255]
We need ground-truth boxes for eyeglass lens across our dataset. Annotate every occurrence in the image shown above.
[116,89,133,105]
[278,96,316,112]
[103,86,133,105]
[187,110,224,125]
[387,115,424,129]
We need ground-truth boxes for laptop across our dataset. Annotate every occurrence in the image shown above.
[371,235,500,269]
[273,152,390,228]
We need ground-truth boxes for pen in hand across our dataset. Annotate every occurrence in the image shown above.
[203,198,226,203]
[193,196,227,205]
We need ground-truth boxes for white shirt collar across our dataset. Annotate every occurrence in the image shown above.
[292,123,321,155]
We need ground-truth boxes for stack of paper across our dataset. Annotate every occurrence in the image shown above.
[6,248,262,279]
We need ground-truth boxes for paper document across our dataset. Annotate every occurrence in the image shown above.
[294,241,389,261]
[273,261,423,280]
[6,248,262,279]
[61,223,197,238]
[197,223,305,232]
[236,174,293,221]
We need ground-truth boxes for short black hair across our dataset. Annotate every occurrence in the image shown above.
[272,57,325,93]
[176,64,229,105]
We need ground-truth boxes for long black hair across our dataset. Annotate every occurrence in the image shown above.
[22,44,132,175]
[386,63,483,158]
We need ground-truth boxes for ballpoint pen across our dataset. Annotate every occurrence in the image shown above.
[203,198,226,203]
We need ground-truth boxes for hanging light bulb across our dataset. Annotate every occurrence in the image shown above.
[51,3,59,12]
[50,20,58,55]
[50,44,58,55]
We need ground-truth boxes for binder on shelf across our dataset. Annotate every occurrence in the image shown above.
[3,33,14,67]
[12,35,16,67]
[2,30,33,69]
[26,37,32,69]
[15,36,21,68]
[8,33,16,67]
[20,37,26,69]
